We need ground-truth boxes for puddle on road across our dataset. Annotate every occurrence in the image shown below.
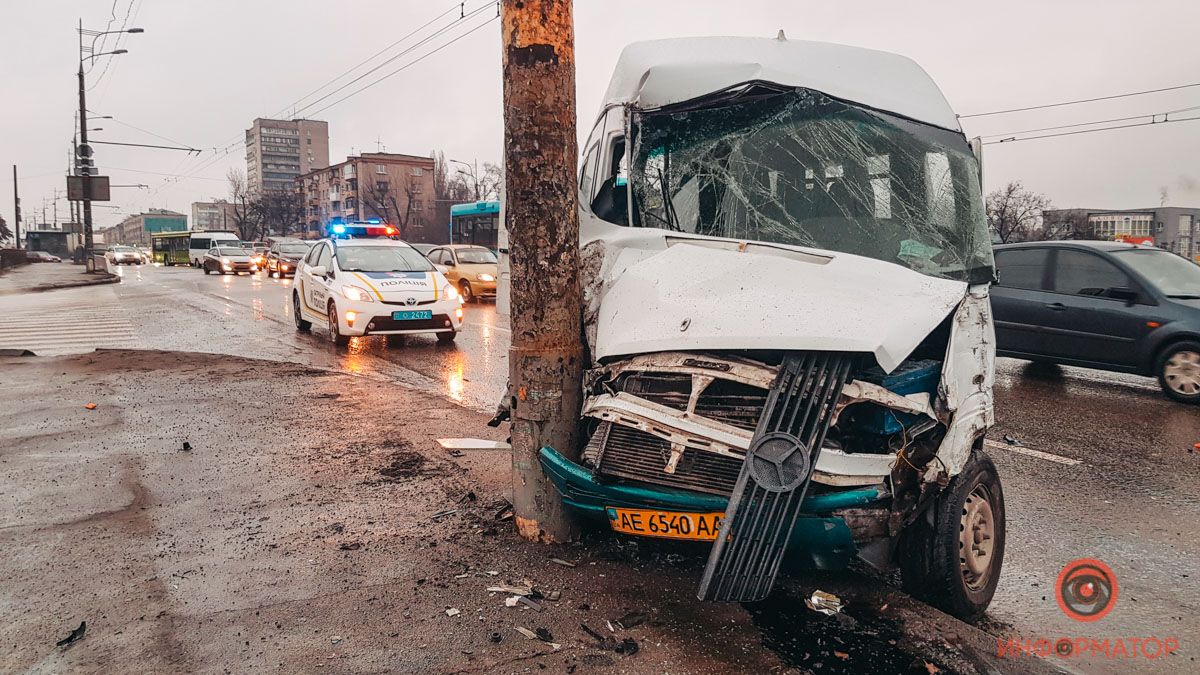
[745,593,935,674]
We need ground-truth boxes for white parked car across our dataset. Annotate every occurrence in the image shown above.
[293,233,464,346]
[106,245,143,265]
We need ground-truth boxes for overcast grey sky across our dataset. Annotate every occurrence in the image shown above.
[3,0,1199,232]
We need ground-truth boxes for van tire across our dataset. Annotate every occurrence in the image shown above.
[899,448,1005,623]
[1156,340,1200,404]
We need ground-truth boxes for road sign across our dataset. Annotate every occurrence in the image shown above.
[67,175,111,201]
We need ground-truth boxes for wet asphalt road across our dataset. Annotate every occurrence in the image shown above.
[4,263,1198,672]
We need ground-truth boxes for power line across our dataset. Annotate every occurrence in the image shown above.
[163,4,497,188]
[960,82,1200,119]
[980,104,1200,139]
[981,114,1200,145]
[290,1,494,120]
[88,0,139,89]
[283,2,463,117]
[181,0,469,169]
[304,14,498,120]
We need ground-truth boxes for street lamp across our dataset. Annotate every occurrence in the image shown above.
[76,22,144,261]
[450,158,481,201]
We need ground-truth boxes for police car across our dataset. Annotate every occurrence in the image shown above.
[292,223,464,346]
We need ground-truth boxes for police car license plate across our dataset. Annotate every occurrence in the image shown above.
[606,507,724,541]
[392,310,432,320]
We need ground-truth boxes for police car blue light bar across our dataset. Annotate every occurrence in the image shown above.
[325,220,399,238]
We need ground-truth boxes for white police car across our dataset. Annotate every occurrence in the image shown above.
[292,227,463,346]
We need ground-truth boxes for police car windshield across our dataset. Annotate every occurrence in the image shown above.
[336,245,434,273]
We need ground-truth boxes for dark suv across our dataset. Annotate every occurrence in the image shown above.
[265,240,313,278]
[991,241,1200,403]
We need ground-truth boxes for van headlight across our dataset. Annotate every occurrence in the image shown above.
[342,285,374,302]
[477,273,495,282]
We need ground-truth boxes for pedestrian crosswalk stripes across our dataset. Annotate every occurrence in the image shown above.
[0,289,136,356]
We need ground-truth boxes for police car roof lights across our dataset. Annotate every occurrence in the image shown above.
[326,220,399,239]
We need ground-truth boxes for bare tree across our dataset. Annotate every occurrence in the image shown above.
[227,168,261,241]
[257,190,303,238]
[986,181,1052,243]
[450,160,502,201]
[0,214,11,244]
[362,174,419,240]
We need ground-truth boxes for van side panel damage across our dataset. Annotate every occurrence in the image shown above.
[933,287,996,475]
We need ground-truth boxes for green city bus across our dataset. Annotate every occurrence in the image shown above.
[152,231,192,265]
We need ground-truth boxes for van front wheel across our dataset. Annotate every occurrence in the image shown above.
[899,448,1005,623]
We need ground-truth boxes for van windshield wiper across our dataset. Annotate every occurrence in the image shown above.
[1167,293,1200,299]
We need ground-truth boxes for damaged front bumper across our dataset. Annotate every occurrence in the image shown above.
[539,445,890,570]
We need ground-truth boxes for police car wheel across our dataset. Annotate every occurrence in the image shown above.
[327,302,350,346]
[293,293,311,332]
[437,330,457,344]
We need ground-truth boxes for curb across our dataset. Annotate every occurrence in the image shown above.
[0,273,120,296]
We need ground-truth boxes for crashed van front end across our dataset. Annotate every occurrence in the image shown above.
[542,36,1003,621]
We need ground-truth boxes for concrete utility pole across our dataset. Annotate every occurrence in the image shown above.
[12,165,20,249]
[501,0,583,543]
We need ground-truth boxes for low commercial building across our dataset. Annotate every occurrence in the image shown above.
[1043,206,1200,260]
[297,152,437,241]
[102,209,188,246]
[26,225,83,258]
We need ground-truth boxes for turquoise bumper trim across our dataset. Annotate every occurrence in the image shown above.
[538,446,886,515]
[538,446,889,569]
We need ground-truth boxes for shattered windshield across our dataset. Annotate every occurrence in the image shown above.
[629,87,994,283]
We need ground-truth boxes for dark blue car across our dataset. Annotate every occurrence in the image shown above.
[991,241,1200,403]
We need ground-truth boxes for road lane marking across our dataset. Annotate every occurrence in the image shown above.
[983,439,1081,466]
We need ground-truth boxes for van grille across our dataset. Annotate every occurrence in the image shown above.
[595,423,744,496]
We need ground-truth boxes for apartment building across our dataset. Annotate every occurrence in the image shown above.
[245,118,330,195]
[297,152,437,241]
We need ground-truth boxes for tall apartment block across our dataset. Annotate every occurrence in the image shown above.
[245,118,330,195]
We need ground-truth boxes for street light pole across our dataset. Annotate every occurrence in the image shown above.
[76,21,141,261]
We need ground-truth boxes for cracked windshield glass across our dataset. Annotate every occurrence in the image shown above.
[629,87,995,283]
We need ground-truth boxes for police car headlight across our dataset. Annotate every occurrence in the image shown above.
[342,285,374,303]
[444,285,459,300]
[477,273,495,282]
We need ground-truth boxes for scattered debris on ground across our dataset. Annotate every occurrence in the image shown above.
[549,557,576,568]
[805,590,845,616]
[83,402,97,410]
[377,445,428,480]
[55,621,86,647]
